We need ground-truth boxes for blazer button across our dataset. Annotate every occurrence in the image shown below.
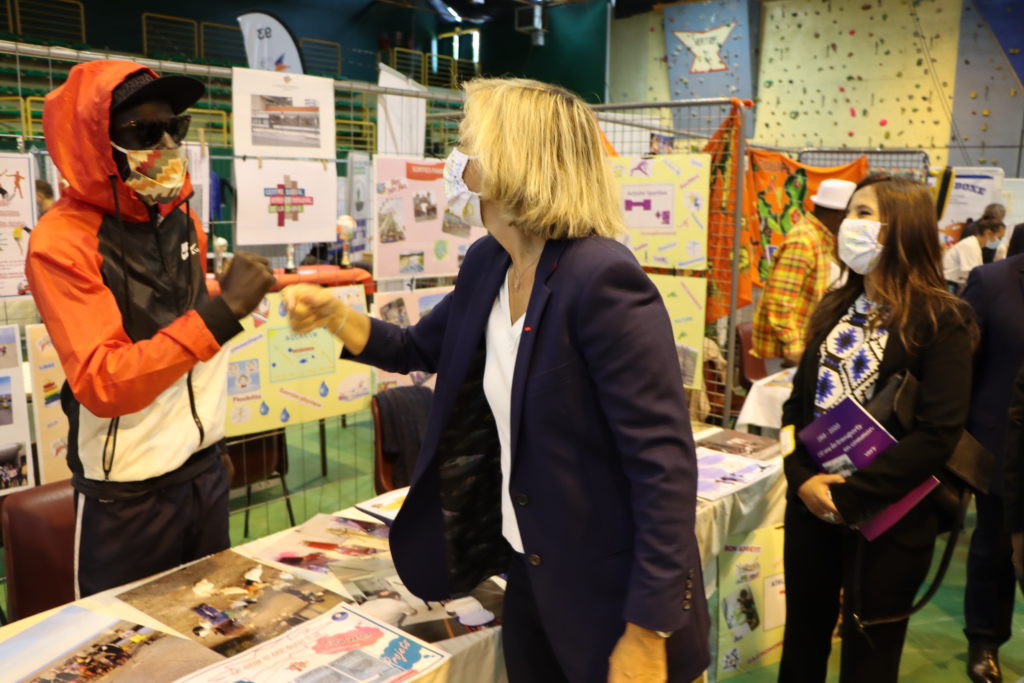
[688,568,695,579]
[527,554,542,566]
[516,493,529,506]
[684,590,693,600]
[682,600,692,610]
[686,579,694,589]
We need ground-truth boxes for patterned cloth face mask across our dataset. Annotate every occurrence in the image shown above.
[443,148,485,228]
[111,142,188,205]
[837,218,884,275]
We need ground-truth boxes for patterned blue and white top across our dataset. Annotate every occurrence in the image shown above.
[814,294,889,417]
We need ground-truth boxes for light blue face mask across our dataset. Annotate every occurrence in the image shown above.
[985,237,1003,250]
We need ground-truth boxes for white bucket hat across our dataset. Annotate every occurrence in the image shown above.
[810,178,858,210]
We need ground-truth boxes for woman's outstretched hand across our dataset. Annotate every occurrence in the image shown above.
[282,283,342,333]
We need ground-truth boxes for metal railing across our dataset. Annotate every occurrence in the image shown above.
[795,148,931,183]
[185,107,230,146]
[141,12,198,60]
[14,0,84,44]
[199,21,247,65]
[300,37,342,78]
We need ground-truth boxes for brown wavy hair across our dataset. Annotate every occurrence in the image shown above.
[807,173,978,350]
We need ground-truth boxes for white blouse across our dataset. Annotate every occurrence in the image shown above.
[943,234,983,286]
[482,271,526,553]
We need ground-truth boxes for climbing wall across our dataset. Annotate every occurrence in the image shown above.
[751,0,962,167]
[610,11,671,104]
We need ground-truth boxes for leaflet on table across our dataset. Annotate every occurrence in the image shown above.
[177,605,450,683]
[355,486,409,523]
[116,549,345,658]
[252,512,392,578]
[696,448,781,502]
[697,428,780,461]
[797,396,939,541]
[0,604,223,683]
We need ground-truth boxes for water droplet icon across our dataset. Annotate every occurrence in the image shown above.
[259,401,269,416]
[278,301,287,317]
[319,381,329,397]
[280,408,290,423]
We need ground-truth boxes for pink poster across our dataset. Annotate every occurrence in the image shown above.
[372,287,452,391]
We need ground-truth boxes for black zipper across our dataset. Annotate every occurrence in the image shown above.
[187,369,205,444]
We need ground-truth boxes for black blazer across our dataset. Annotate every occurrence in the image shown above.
[1005,364,1024,531]
[782,290,973,543]
[962,253,1024,494]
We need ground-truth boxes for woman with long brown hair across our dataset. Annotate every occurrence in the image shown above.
[778,174,977,682]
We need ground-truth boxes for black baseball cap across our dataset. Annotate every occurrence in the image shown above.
[110,69,205,115]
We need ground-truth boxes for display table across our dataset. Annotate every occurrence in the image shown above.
[735,368,796,433]
[204,264,374,297]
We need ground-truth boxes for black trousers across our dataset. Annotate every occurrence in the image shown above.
[74,458,230,598]
[502,551,572,683]
[778,501,936,683]
[964,492,1017,648]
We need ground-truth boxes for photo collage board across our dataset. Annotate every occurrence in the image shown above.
[372,286,453,391]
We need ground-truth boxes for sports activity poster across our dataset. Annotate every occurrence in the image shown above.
[177,606,450,683]
[716,524,786,679]
[608,153,710,270]
[648,274,707,390]
[231,67,336,159]
[26,324,71,484]
[0,325,32,494]
[372,286,452,391]
[233,158,337,246]
[373,156,486,280]
[0,153,35,297]
[225,286,371,438]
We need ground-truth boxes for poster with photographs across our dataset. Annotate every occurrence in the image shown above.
[0,153,35,296]
[0,325,32,494]
[648,273,706,389]
[116,549,345,658]
[717,524,786,679]
[177,606,450,683]
[373,156,486,279]
[0,605,223,682]
[233,158,337,246]
[225,286,371,438]
[608,153,710,270]
[183,141,211,231]
[231,67,336,159]
[372,286,452,391]
[26,324,71,484]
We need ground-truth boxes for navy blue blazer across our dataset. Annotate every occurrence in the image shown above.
[349,235,710,681]
[962,253,1024,493]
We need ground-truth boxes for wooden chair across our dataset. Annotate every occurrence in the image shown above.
[371,385,433,494]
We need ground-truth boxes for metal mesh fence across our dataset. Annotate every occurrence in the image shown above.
[795,148,931,183]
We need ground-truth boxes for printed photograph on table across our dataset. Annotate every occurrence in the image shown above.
[373,156,486,279]
[0,325,32,493]
[717,524,786,679]
[233,158,337,246]
[648,274,707,389]
[0,605,224,683]
[0,153,35,296]
[116,549,344,658]
[231,67,336,158]
[225,287,371,437]
[251,513,391,579]
[608,153,710,270]
[373,287,452,391]
[26,324,71,484]
[176,606,450,683]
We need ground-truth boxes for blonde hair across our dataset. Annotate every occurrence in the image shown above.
[459,78,622,239]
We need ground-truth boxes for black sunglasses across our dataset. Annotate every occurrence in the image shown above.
[112,114,191,150]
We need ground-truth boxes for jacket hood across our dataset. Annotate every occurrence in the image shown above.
[43,60,194,222]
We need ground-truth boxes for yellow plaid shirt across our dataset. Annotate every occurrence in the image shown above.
[752,213,838,359]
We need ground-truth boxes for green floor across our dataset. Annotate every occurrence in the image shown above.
[3,413,1024,682]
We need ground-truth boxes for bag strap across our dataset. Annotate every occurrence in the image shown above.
[851,487,972,629]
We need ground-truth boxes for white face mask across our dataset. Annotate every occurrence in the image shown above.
[111,142,188,204]
[443,148,484,228]
[837,218,884,275]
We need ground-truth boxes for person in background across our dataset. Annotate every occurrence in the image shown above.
[1005,363,1024,592]
[752,178,857,373]
[284,77,710,683]
[977,203,1007,264]
[26,60,274,597]
[944,217,1005,293]
[779,174,976,683]
[960,248,1024,683]
[996,222,1024,260]
[35,179,54,216]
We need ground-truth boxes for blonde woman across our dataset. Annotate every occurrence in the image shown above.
[285,78,709,682]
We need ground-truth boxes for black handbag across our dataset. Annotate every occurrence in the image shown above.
[850,371,992,628]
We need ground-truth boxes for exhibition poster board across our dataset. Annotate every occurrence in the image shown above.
[648,273,707,390]
[372,156,486,280]
[371,286,452,391]
[0,153,35,296]
[717,524,786,679]
[26,323,71,484]
[183,141,211,231]
[609,153,711,270]
[225,286,371,438]
[348,151,373,259]
[231,67,336,159]
[233,158,337,246]
[0,324,33,494]
[937,166,1005,246]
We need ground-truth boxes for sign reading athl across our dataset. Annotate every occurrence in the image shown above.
[673,23,737,74]
[265,175,315,227]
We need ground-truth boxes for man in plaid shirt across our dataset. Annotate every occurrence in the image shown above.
[752,179,857,369]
